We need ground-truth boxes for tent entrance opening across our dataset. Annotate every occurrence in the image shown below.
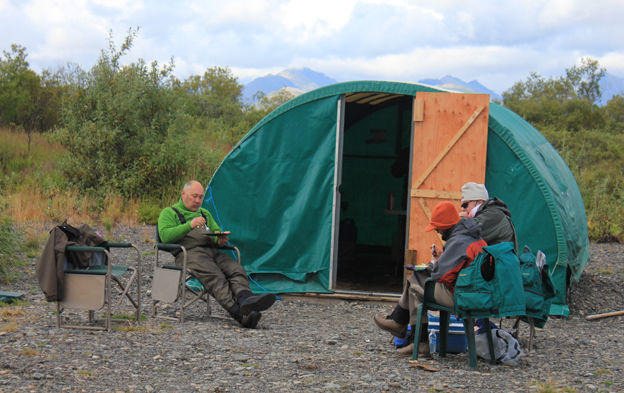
[334,93,413,294]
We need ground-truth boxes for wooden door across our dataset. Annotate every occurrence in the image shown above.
[407,92,490,266]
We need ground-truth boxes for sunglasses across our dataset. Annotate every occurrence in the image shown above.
[461,201,472,209]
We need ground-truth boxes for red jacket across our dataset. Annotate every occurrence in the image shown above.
[431,218,487,295]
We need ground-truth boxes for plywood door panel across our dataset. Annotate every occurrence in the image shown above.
[408,92,490,266]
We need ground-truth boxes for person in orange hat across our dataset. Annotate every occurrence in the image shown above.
[373,201,487,358]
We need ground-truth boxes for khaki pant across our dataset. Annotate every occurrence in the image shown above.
[174,228,250,311]
[399,270,454,325]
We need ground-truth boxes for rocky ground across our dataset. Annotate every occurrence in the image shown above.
[1,224,623,393]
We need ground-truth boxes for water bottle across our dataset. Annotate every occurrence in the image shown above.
[429,330,437,354]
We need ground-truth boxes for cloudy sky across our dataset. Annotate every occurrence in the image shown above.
[2,0,624,94]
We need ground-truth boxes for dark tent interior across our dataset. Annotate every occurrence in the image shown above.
[335,93,414,294]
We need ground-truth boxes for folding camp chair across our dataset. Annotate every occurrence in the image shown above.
[412,278,497,368]
[57,243,142,331]
[152,226,241,323]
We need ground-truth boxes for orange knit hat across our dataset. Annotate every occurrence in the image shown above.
[424,201,461,232]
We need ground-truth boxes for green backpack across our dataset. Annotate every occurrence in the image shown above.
[454,242,526,319]
[519,246,557,328]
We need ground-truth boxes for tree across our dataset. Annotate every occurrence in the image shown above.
[243,88,296,128]
[502,58,607,130]
[0,45,66,152]
[565,58,606,104]
[54,28,194,200]
[173,67,245,126]
[0,44,32,127]
[605,95,624,123]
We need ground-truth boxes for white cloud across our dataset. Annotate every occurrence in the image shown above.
[2,0,624,94]
[281,0,357,31]
[599,52,624,76]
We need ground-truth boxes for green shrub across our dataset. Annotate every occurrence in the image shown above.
[138,200,164,225]
[53,28,195,202]
[0,205,23,281]
[540,126,624,241]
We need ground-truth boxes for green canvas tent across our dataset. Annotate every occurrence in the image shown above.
[203,81,589,316]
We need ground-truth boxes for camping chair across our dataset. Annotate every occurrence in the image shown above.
[152,226,241,323]
[412,278,497,368]
[57,243,142,331]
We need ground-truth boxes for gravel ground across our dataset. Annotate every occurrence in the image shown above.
[1,224,623,393]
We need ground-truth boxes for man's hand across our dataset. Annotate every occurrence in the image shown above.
[458,211,469,217]
[432,244,443,260]
[190,216,206,229]
[216,232,229,246]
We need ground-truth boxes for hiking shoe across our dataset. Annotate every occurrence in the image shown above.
[241,311,262,329]
[240,293,277,314]
[396,342,432,359]
[373,314,408,338]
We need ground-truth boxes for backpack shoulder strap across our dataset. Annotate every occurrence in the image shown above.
[170,207,187,224]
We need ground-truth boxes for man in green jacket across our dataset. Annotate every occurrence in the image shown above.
[158,180,276,328]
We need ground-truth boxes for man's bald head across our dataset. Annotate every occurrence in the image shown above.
[181,180,204,211]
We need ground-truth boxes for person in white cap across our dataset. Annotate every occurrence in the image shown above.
[460,182,518,252]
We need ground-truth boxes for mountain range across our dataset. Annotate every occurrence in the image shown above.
[243,68,624,105]
[417,76,502,100]
[242,67,337,102]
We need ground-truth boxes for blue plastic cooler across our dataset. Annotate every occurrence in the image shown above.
[428,313,467,353]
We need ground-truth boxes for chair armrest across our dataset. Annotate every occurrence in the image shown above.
[424,277,436,300]
[218,245,236,251]
[156,243,183,251]
[103,242,133,248]
[66,246,108,253]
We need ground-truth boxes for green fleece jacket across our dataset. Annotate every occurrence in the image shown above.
[158,199,222,243]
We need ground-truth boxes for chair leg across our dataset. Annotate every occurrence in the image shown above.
[463,315,478,369]
[439,311,450,357]
[527,317,535,352]
[56,303,62,328]
[111,270,140,316]
[412,304,427,361]
[180,282,186,324]
[484,318,496,365]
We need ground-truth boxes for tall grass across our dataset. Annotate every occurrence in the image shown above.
[0,127,159,251]
[0,127,226,227]
[0,205,23,281]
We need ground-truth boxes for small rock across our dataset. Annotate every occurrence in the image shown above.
[32,373,43,380]
[145,385,154,392]
[326,340,337,345]
[585,384,597,390]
